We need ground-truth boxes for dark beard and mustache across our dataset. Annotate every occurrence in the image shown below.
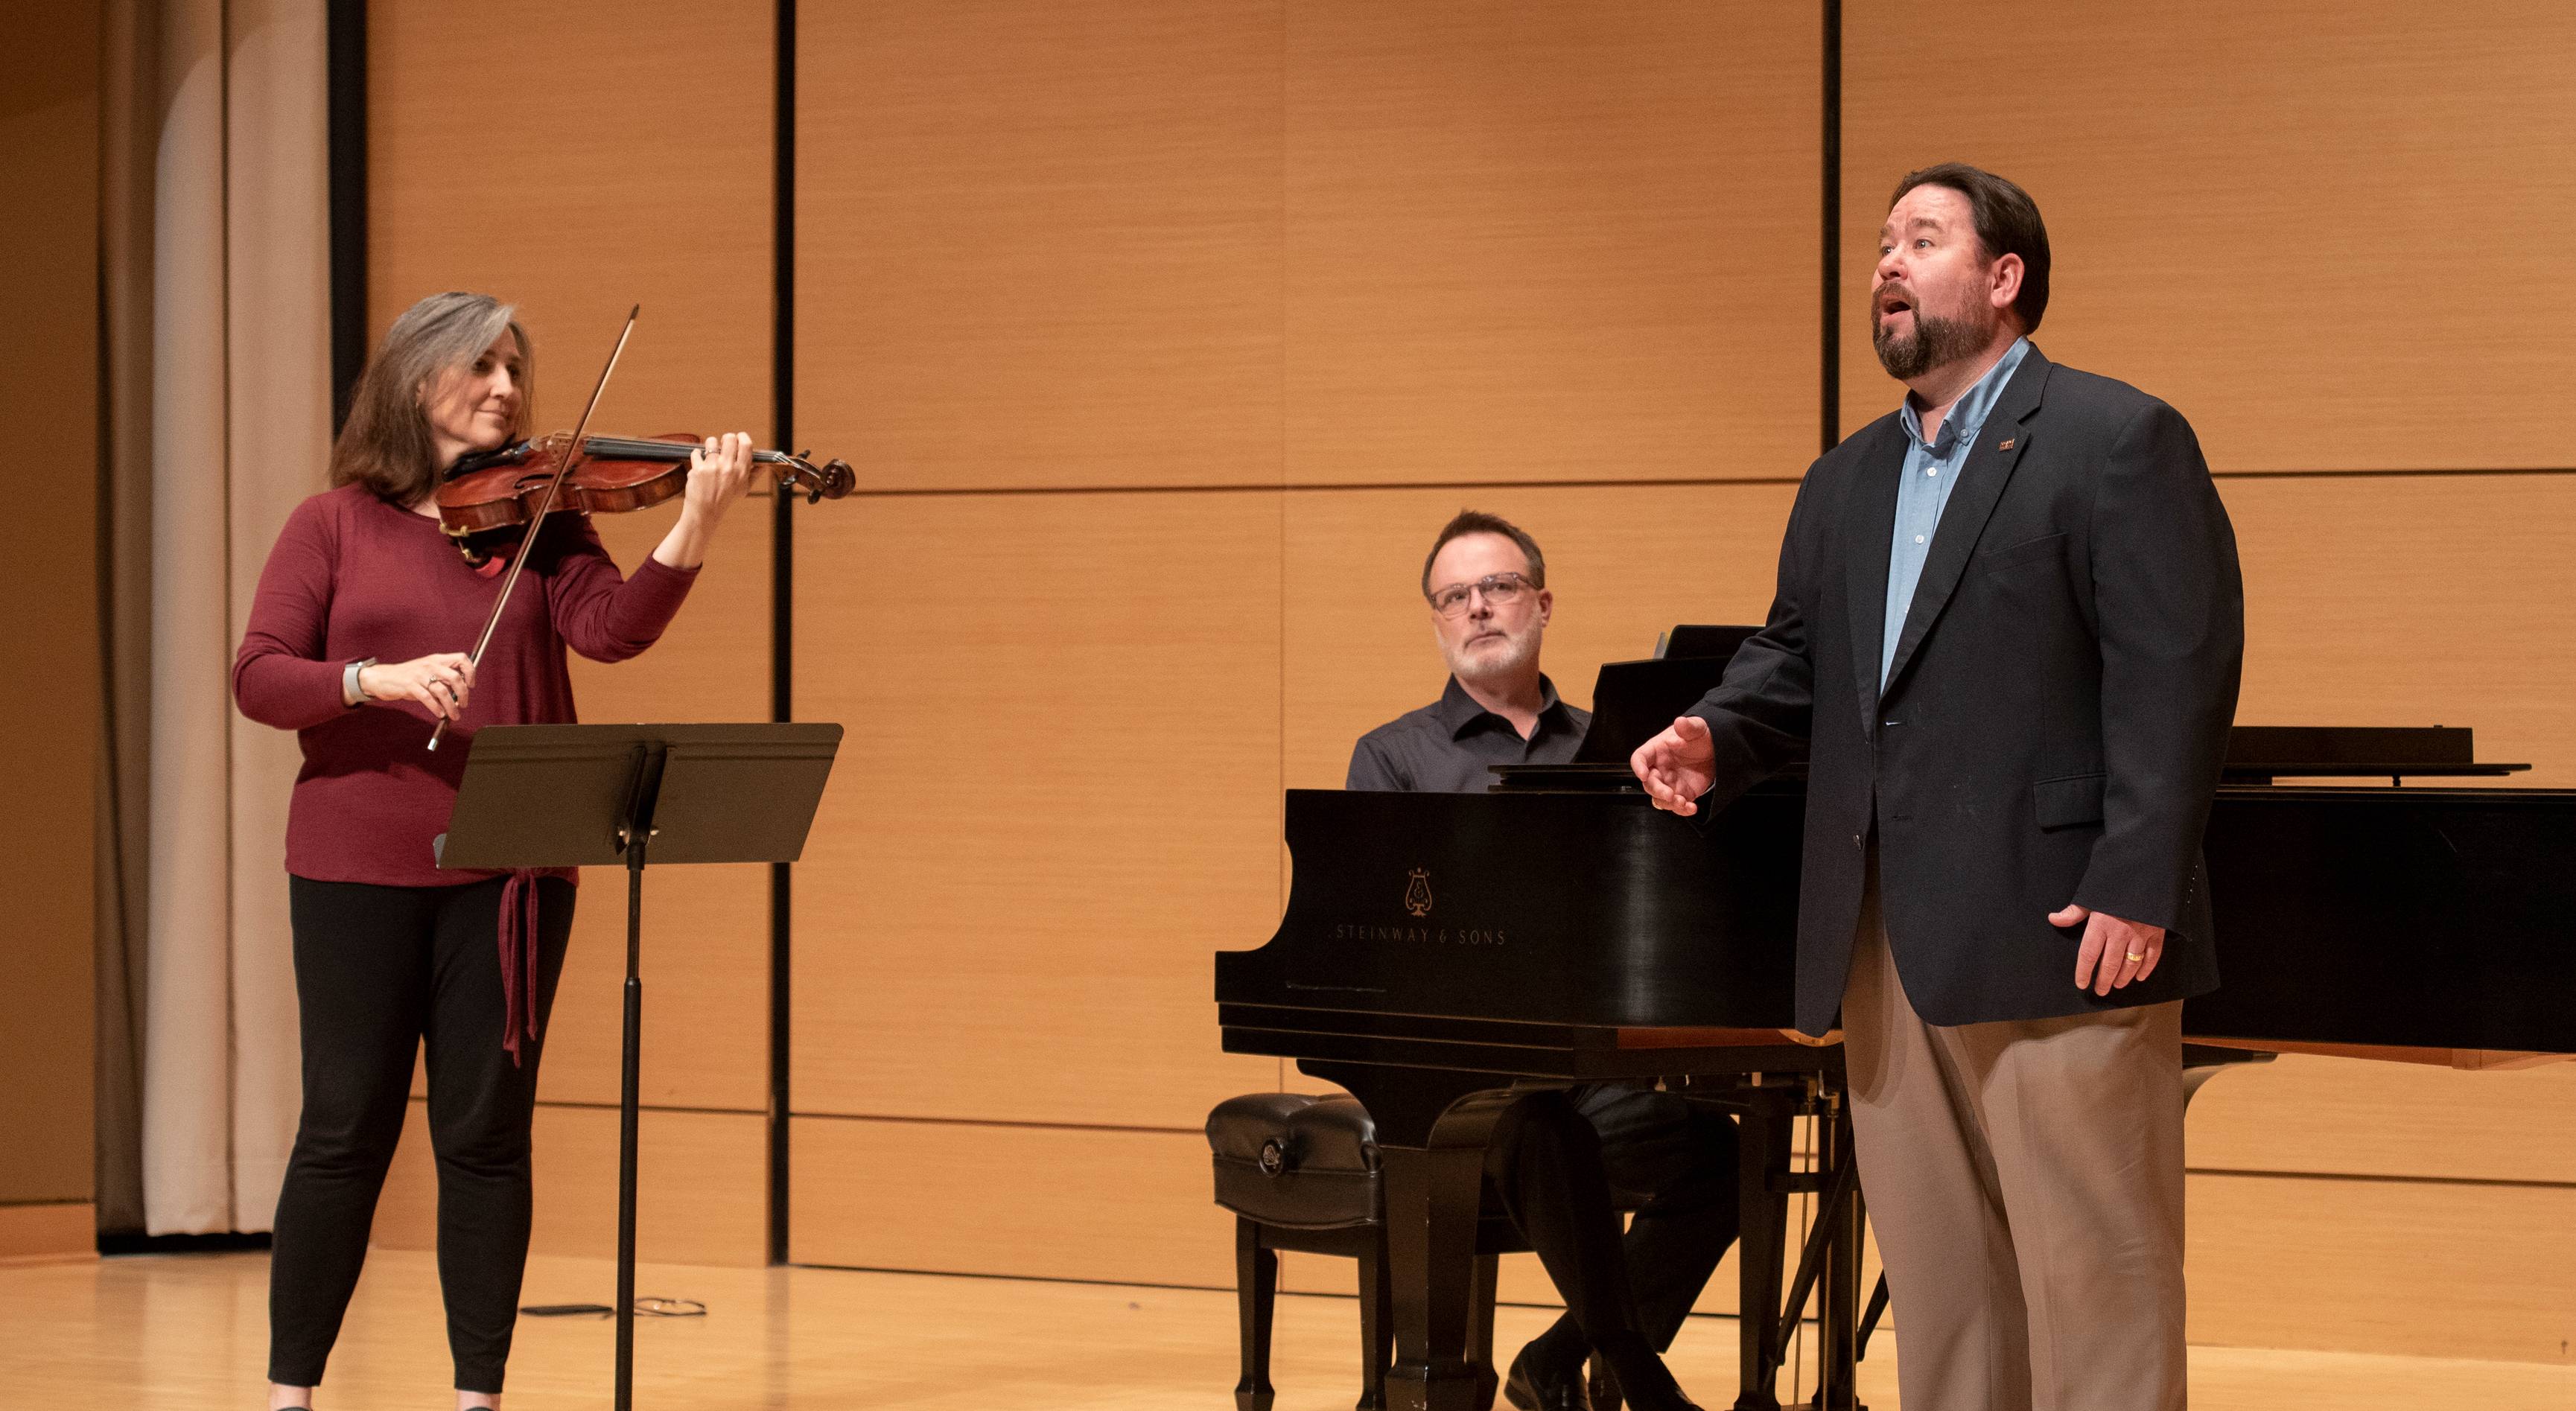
[1872,302,1994,381]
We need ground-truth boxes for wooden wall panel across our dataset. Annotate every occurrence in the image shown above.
[1285,2,1820,486]
[0,1206,95,1268]
[789,1117,1230,1286]
[369,0,771,443]
[2226,474,2576,786]
[786,1109,2576,1366]
[1282,471,2576,797]
[2188,1054,2576,1184]
[544,505,773,1111]
[0,0,99,1215]
[369,0,776,1240]
[2187,1170,2576,1363]
[1839,0,2576,469]
[375,1103,766,1267]
[538,864,769,1111]
[790,492,1284,1127]
[792,1106,1850,1325]
[795,0,1285,491]
[1283,482,1797,791]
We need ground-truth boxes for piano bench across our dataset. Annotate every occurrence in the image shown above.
[1207,1091,1526,1411]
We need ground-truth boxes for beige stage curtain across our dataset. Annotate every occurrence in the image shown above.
[120,0,333,1236]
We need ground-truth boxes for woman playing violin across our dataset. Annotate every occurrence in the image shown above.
[232,290,756,1411]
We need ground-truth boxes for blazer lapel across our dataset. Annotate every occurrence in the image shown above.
[1839,416,1907,738]
[1882,348,2054,695]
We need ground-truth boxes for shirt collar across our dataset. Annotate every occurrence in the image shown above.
[1898,336,2032,457]
[1435,673,1566,739]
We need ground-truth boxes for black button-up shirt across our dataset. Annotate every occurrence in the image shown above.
[1344,675,1591,793]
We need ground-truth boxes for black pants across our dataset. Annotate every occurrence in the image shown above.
[1486,1084,1740,1409]
[267,875,575,1394]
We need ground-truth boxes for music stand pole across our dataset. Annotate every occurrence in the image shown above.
[616,824,646,1411]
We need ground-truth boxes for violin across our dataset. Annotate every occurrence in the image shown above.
[437,432,855,564]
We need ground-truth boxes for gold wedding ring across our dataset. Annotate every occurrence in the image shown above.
[2124,952,2145,963]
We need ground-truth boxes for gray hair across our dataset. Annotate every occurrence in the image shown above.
[328,291,534,504]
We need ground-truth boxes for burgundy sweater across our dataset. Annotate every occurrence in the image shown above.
[235,484,699,887]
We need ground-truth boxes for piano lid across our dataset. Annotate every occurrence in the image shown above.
[1530,625,2532,789]
[2222,726,2528,783]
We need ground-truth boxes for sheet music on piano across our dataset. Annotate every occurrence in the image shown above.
[1498,622,1769,789]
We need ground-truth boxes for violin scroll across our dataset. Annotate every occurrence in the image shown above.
[776,450,856,505]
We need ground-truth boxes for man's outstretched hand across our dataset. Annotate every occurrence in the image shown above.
[2052,902,2165,996]
[1631,715,1717,815]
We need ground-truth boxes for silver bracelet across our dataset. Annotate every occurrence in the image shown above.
[343,656,378,708]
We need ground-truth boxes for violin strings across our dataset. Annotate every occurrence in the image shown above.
[574,436,793,466]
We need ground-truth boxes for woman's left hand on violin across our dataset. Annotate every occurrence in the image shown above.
[652,431,758,570]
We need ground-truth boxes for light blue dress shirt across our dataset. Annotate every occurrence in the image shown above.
[1882,337,2032,687]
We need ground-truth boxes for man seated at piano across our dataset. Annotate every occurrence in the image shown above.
[1347,510,1736,1411]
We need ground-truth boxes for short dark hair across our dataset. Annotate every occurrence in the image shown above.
[1421,510,1546,598]
[1889,163,2051,334]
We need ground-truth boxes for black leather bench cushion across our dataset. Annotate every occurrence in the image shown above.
[1207,1091,1380,1230]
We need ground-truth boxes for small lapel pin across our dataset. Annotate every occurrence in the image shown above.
[1997,437,2015,451]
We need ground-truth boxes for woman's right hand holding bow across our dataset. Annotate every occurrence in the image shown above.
[357,652,476,722]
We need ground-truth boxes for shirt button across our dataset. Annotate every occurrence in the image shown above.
[1914,534,1926,544]
[1925,466,1939,477]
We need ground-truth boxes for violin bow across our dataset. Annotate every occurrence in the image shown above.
[427,304,640,752]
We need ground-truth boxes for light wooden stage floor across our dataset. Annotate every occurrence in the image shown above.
[5,1249,2571,1409]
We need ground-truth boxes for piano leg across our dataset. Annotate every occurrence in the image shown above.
[1806,1103,1864,1411]
[1305,1063,1524,1411]
[1710,1077,1869,1411]
[1733,1093,1794,1411]
[1360,1233,1395,1410]
[1468,1254,1501,1411]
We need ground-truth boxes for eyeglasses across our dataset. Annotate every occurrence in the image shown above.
[1427,572,1534,618]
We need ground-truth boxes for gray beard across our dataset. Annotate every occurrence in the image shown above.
[1443,625,1540,690]
[1873,308,1992,382]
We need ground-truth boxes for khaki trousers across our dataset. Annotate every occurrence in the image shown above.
[1842,873,2187,1411]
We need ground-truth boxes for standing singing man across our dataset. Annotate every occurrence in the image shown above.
[1630,165,2242,1411]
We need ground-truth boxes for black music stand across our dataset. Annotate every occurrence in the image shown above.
[437,722,842,1411]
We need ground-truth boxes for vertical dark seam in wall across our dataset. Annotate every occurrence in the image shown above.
[1276,0,1290,1094]
[326,0,366,430]
[1821,0,1842,454]
[95,0,131,1246]
[767,0,797,1270]
[218,0,241,1221]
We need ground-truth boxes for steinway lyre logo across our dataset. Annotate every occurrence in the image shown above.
[1403,867,1434,918]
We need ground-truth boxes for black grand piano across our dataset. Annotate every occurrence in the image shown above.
[1215,630,2576,1411]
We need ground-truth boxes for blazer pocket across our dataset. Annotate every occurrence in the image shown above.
[2032,771,2106,829]
[1978,529,2067,572]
